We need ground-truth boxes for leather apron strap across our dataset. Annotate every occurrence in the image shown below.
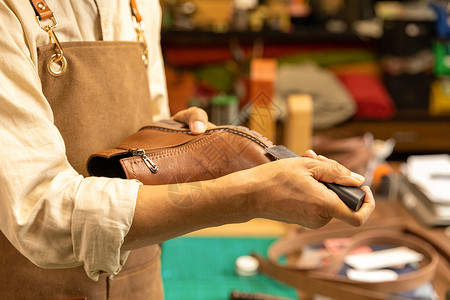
[0,2,162,300]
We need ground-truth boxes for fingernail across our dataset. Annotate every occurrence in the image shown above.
[318,155,328,160]
[307,150,318,157]
[192,121,206,133]
[351,172,365,181]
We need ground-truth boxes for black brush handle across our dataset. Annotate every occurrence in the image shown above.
[266,145,366,211]
[321,182,365,211]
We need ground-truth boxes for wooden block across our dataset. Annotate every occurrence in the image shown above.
[248,58,278,142]
[284,94,313,155]
[250,58,277,83]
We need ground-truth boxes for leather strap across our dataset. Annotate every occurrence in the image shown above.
[30,0,147,68]
[130,0,143,23]
[253,219,441,300]
[29,0,53,21]
[30,0,142,23]
[254,255,406,300]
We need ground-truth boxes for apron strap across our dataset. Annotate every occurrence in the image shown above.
[130,0,149,65]
[30,0,53,21]
[29,0,66,76]
[29,0,144,23]
[29,0,149,75]
[130,0,143,23]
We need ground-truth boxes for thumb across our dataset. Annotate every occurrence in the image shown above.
[172,107,208,134]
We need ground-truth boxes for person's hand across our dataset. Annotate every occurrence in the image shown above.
[171,107,216,135]
[240,150,375,229]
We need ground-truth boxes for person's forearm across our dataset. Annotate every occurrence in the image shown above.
[122,173,253,251]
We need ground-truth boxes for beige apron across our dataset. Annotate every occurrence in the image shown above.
[0,2,163,300]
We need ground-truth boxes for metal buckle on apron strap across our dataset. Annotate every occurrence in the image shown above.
[30,0,149,77]
[130,0,149,66]
[30,0,67,77]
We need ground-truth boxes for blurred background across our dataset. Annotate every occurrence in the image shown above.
[161,0,449,159]
[158,1,450,299]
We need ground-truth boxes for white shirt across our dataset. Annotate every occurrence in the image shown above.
[0,0,169,280]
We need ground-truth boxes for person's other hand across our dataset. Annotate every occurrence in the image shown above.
[171,107,216,135]
[240,150,375,229]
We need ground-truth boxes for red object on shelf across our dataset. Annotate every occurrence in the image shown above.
[338,73,396,120]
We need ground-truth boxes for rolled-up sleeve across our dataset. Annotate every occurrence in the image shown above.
[72,177,141,280]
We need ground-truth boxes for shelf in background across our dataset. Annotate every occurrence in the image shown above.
[161,26,365,47]
[315,110,450,157]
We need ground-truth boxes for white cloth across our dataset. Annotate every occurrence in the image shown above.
[0,0,169,280]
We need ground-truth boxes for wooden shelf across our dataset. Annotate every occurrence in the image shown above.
[315,112,450,156]
[161,26,365,47]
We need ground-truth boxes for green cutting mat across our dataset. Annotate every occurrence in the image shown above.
[161,236,297,300]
